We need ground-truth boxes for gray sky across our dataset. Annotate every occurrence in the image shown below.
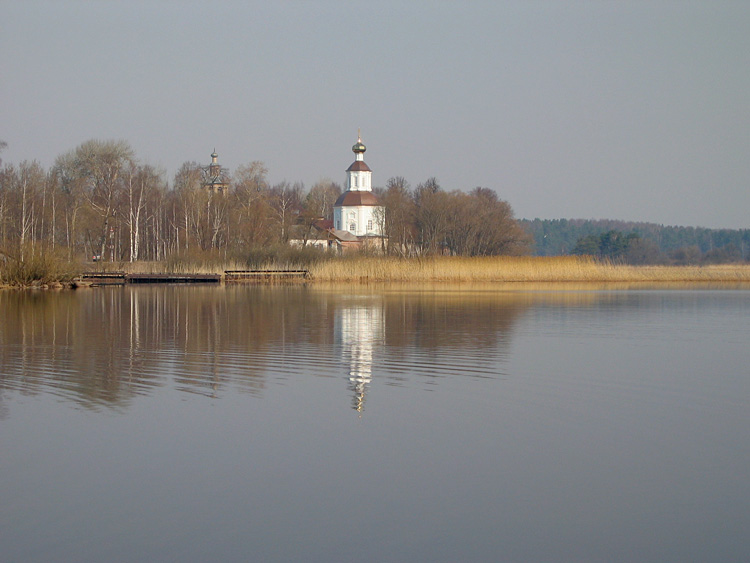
[2,1,749,229]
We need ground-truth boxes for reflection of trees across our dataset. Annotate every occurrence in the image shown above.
[0,287,334,409]
[0,286,608,414]
[367,292,531,394]
[331,290,542,413]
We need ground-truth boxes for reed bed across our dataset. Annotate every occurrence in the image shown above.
[0,252,79,287]
[17,254,750,288]
[307,256,750,283]
[115,259,249,275]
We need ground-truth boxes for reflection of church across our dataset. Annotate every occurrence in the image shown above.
[335,299,385,413]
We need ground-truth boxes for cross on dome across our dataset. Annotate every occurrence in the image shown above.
[352,130,366,156]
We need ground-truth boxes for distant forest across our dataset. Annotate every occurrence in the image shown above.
[522,218,750,264]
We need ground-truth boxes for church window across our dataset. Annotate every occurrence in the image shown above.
[350,223,356,232]
[336,221,340,230]
[367,220,373,231]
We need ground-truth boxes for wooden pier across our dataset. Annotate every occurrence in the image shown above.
[82,272,220,285]
[127,273,221,284]
[80,270,307,285]
[81,272,126,285]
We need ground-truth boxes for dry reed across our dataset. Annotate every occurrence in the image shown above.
[59,255,750,287]
[307,256,750,284]
[0,247,79,287]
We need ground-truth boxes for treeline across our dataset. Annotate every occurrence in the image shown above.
[376,178,530,256]
[523,218,750,264]
[0,139,530,265]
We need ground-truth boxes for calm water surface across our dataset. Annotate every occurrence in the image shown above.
[1,285,749,562]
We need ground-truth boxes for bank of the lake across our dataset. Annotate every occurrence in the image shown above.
[307,256,750,283]
[4,255,750,288]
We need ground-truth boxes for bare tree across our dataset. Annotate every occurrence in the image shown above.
[232,161,275,247]
[59,139,134,260]
[379,176,415,255]
[18,161,46,259]
[414,178,451,255]
[123,164,163,261]
[173,161,203,251]
[270,181,303,242]
[442,187,531,256]
[300,179,341,244]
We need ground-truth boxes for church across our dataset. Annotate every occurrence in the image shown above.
[333,134,384,239]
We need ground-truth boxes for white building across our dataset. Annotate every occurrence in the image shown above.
[333,135,384,238]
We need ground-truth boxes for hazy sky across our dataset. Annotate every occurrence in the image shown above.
[2,1,749,229]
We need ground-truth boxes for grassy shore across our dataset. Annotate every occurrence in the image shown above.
[112,255,750,284]
[0,251,79,288]
[5,255,750,287]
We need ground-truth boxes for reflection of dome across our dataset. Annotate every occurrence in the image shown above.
[349,373,371,413]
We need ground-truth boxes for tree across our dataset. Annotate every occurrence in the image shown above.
[17,161,46,259]
[0,161,47,260]
[442,188,531,256]
[624,238,662,265]
[300,179,341,245]
[572,234,601,256]
[61,139,135,260]
[123,164,163,261]
[231,161,274,248]
[414,178,450,255]
[380,176,416,256]
[270,181,303,243]
[305,179,340,220]
[573,230,641,261]
[467,187,531,255]
[670,245,701,265]
[173,161,203,251]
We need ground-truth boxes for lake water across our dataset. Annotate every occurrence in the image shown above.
[1,285,749,562]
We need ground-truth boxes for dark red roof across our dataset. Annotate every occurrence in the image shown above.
[313,219,333,230]
[346,161,371,172]
[334,191,380,207]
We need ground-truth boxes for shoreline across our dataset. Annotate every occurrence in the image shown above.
[4,256,750,288]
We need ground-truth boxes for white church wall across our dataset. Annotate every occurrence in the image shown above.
[335,205,380,236]
[347,170,371,191]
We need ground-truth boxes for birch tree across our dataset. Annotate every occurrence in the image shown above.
[67,139,134,260]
